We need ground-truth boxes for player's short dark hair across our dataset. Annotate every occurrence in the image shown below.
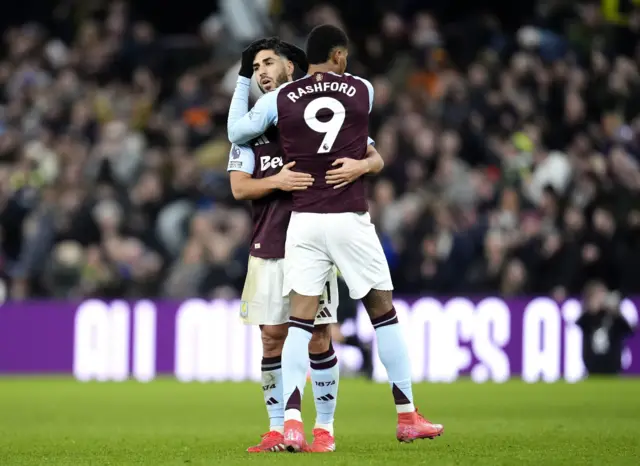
[252,37,288,60]
[252,37,308,73]
[305,24,349,65]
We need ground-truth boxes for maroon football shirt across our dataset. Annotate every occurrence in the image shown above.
[244,125,291,259]
[275,72,372,213]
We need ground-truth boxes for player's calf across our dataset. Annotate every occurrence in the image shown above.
[261,324,288,355]
[309,325,332,354]
[289,291,321,321]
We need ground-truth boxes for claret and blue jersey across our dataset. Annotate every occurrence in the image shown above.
[228,72,375,214]
[227,127,291,260]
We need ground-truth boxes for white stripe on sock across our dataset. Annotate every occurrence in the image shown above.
[396,403,415,414]
[310,353,336,364]
[373,315,397,328]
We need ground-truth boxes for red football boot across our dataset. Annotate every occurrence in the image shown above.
[246,431,286,453]
[396,411,444,443]
[309,428,336,452]
[284,419,308,452]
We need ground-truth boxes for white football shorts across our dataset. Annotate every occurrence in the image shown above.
[283,212,394,300]
[240,255,338,326]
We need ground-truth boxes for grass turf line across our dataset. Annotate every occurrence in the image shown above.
[0,378,638,465]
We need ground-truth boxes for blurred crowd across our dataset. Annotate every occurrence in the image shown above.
[1,0,640,300]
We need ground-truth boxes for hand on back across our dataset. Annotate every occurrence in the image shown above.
[274,161,314,191]
[325,158,369,189]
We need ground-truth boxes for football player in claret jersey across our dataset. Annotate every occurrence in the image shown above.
[227,37,384,453]
[228,25,444,451]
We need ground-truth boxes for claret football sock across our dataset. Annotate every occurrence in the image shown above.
[371,308,416,414]
[282,318,314,422]
[309,343,339,436]
[261,355,284,433]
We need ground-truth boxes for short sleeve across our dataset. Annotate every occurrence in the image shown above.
[367,136,375,146]
[227,144,255,175]
[351,75,374,113]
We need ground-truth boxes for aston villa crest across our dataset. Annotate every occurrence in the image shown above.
[315,73,323,82]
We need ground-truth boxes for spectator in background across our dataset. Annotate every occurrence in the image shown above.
[1,1,640,302]
[577,282,635,375]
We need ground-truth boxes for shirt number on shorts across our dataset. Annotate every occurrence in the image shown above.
[304,97,346,153]
[319,281,332,305]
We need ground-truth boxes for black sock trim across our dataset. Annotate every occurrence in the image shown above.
[289,316,314,333]
[309,345,335,362]
[262,355,282,365]
[371,308,399,329]
[310,356,338,370]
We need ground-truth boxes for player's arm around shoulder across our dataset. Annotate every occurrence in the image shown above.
[364,143,384,175]
[227,90,280,145]
[227,143,276,200]
[227,143,260,200]
[227,144,314,200]
[229,171,277,201]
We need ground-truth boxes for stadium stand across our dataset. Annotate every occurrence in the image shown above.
[0,0,639,302]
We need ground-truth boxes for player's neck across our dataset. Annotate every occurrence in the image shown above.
[307,64,338,75]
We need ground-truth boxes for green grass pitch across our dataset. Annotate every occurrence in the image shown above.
[0,377,639,465]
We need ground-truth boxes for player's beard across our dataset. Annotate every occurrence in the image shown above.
[276,68,289,86]
[259,69,289,94]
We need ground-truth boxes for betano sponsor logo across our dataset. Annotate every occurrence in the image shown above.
[71,297,639,384]
[260,156,283,171]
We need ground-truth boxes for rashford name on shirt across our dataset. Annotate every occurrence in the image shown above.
[285,81,358,104]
